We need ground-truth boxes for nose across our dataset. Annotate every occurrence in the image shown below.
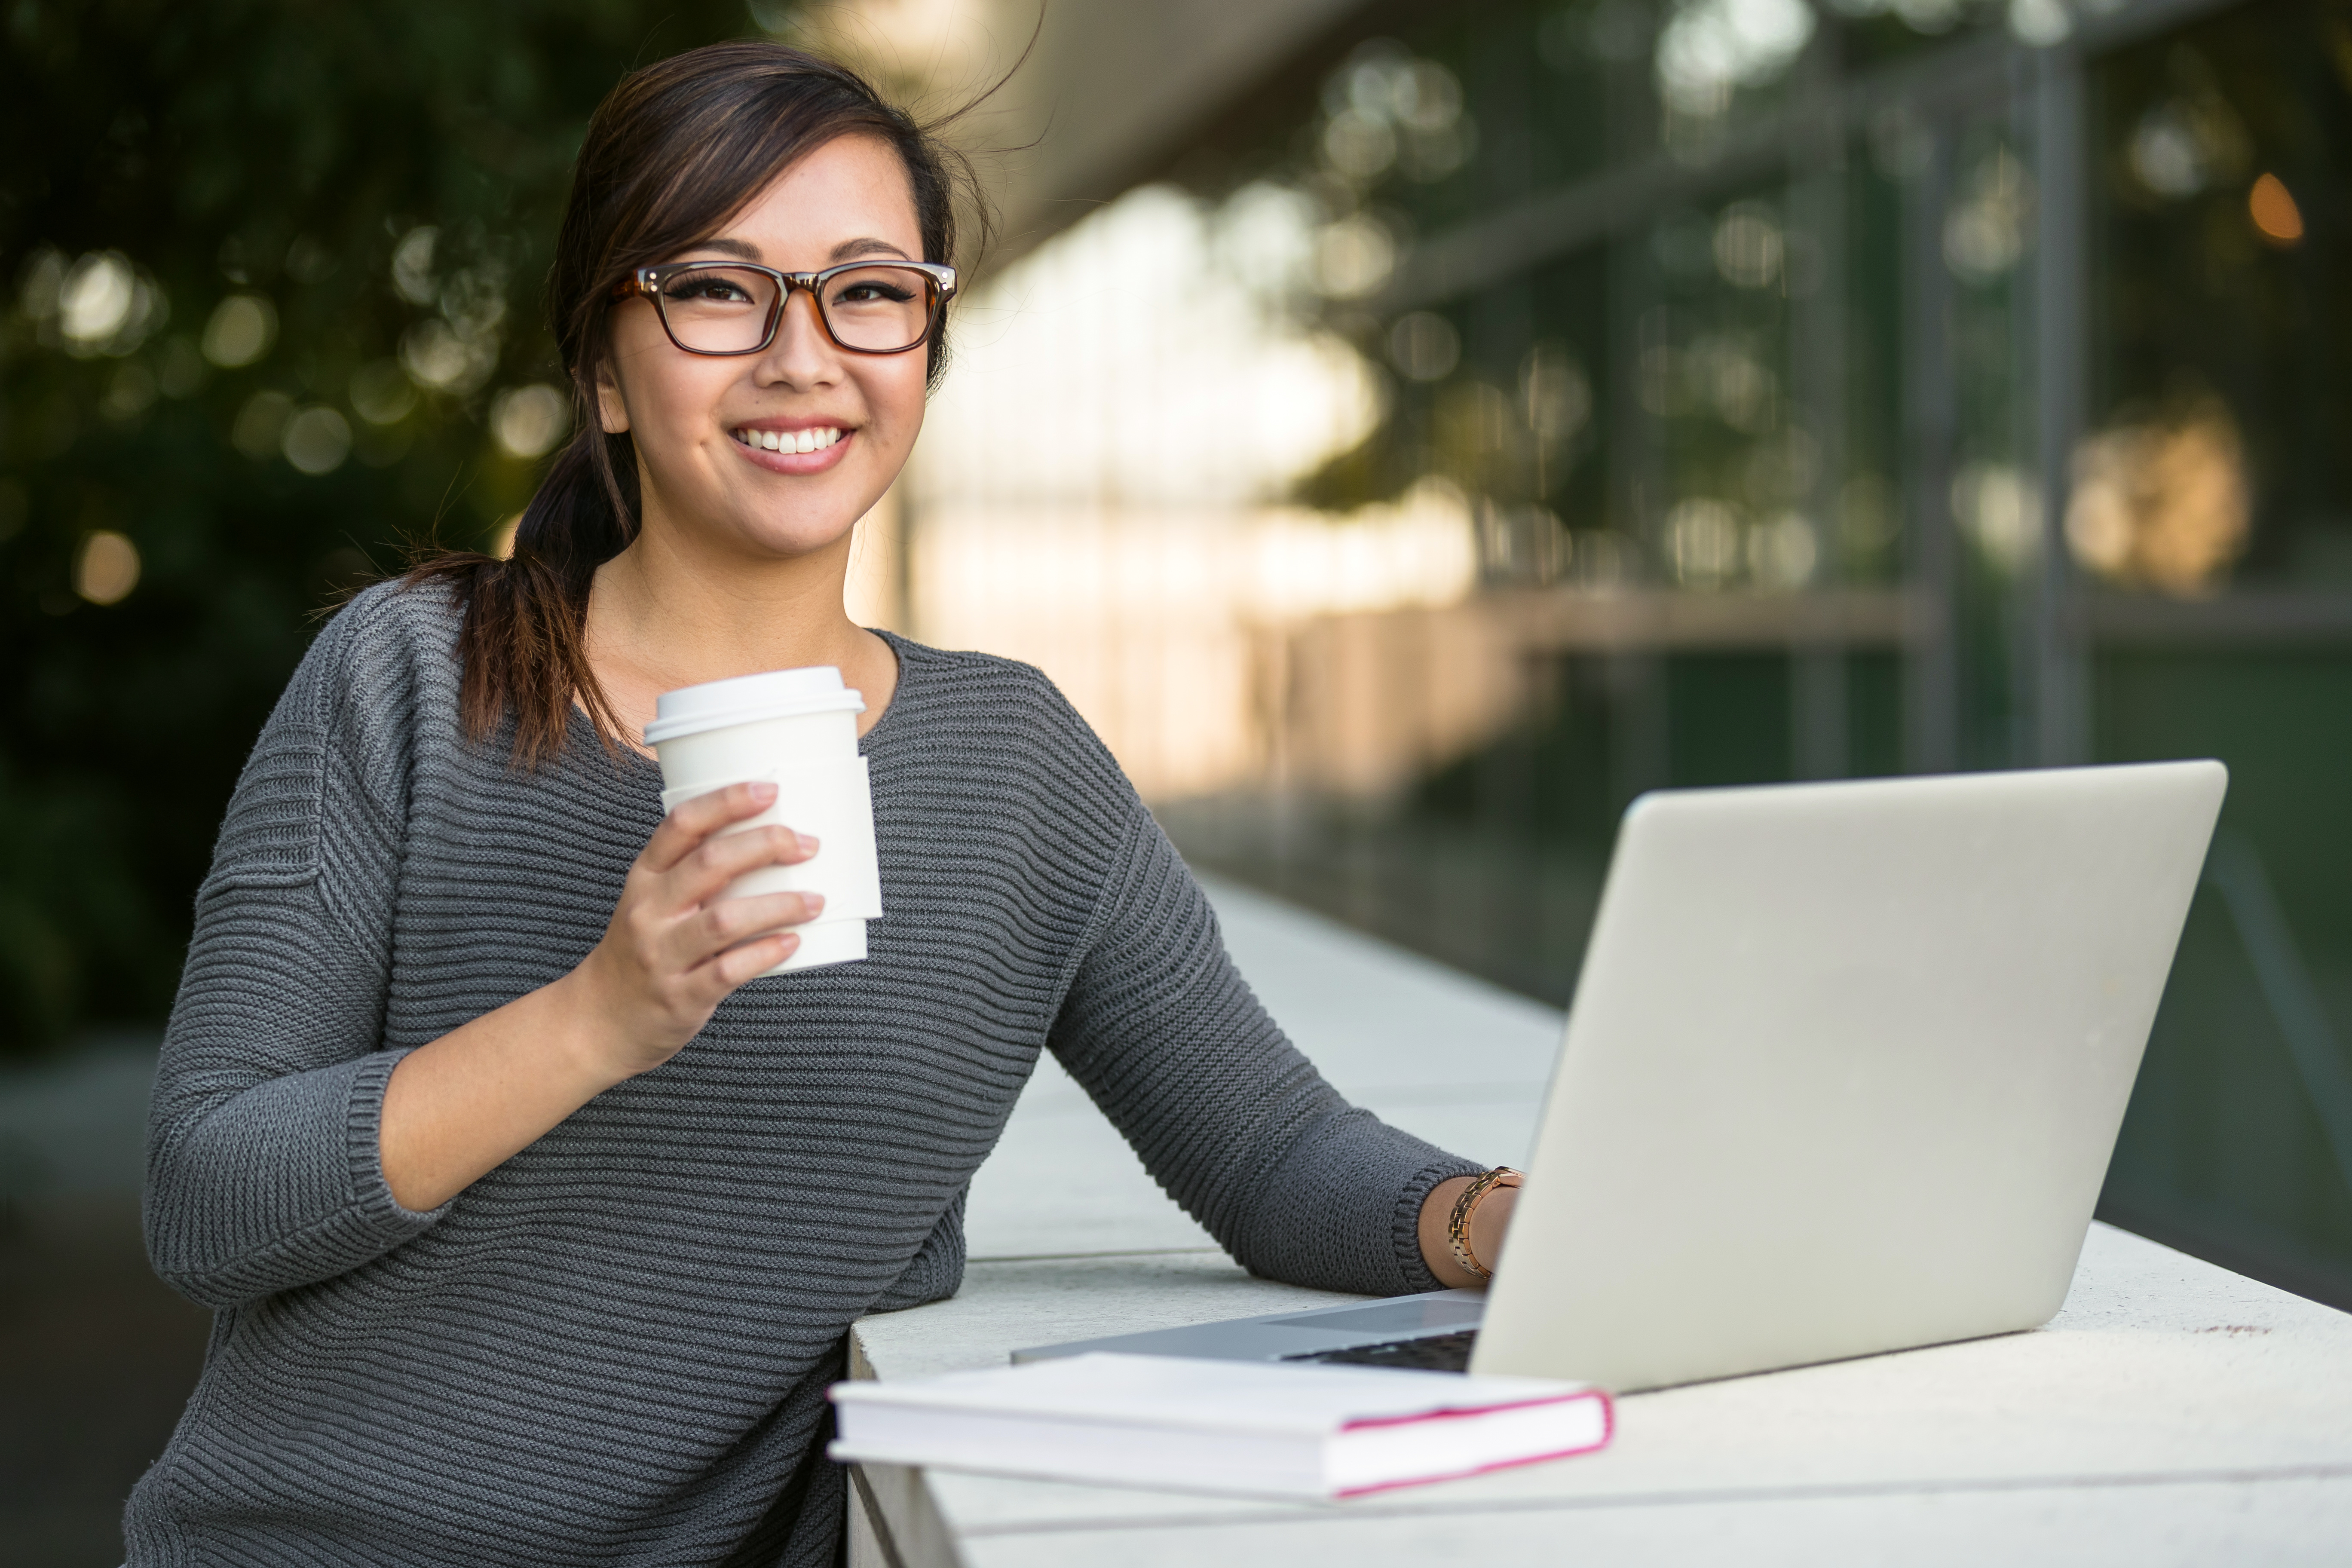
[760,283,841,386]
[784,282,828,337]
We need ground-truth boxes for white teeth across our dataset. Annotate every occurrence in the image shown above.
[736,426,845,453]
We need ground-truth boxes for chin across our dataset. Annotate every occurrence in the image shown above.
[725,508,866,561]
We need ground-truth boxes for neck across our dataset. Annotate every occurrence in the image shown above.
[584,504,898,747]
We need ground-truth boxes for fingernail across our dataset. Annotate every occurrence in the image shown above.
[748,781,778,802]
[803,892,826,914]
[796,832,820,854]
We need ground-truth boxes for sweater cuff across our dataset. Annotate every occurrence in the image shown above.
[1392,1155,1482,1293]
[345,1047,452,1232]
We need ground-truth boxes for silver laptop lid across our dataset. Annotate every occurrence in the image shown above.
[1474,761,2226,1391]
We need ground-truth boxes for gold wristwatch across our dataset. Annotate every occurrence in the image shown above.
[1445,1167,1522,1281]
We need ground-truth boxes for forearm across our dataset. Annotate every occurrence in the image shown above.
[379,972,631,1211]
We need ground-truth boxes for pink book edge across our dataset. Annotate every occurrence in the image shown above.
[1332,1387,1616,1499]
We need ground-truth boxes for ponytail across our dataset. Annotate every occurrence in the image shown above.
[405,420,638,768]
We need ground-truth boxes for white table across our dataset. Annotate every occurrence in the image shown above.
[848,878,2352,1566]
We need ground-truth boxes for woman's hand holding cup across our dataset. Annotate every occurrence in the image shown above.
[571,780,825,1077]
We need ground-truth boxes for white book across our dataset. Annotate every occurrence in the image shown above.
[828,1352,1613,1499]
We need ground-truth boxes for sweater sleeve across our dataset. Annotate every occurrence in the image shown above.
[144,588,448,1309]
[1048,801,1481,1297]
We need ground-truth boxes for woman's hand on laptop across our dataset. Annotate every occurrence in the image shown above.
[1419,1175,1518,1290]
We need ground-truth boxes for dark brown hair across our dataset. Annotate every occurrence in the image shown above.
[409,40,989,767]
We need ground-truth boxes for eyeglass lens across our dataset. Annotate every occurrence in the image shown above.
[653,265,936,354]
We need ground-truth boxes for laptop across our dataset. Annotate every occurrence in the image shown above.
[1016,761,2227,1393]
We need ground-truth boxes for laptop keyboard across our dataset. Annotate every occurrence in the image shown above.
[1281,1328,1477,1372]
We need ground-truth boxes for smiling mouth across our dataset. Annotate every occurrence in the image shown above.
[732,426,845,455]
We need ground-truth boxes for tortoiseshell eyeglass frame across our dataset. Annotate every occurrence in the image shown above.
[613,259,958,357]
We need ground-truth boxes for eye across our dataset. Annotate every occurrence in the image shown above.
[664,272,757,304]
[828,278,918,306]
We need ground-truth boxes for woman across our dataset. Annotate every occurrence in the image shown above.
[131,39,1518,1567]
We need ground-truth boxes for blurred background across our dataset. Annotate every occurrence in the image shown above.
[6,0,2352,1558]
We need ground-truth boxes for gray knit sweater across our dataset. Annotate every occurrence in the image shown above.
[128,580,1476,1566]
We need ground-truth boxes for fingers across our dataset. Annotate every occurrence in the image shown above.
[679,897,816,999]
[706,930,802,989]
[665,824,821,907]
[600,889,818,1021]
[641,781,780,875]
[634,884,822,990]
[698,890,827,950]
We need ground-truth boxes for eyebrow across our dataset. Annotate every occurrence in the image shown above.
[690,238,764,261]
[830,237,913,262]
[678,236,916,265]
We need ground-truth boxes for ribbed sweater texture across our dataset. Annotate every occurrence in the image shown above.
[128,580,1476,1566]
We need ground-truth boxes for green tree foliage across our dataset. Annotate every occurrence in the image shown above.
[0,0,772,1053]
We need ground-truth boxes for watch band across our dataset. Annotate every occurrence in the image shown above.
[1445,1167,1523,1281]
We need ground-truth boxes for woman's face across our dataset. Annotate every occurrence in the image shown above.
[599,133,931,564]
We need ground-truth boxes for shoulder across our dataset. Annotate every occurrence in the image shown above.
[882,635,1113,760]
[875,634,1142,819]
[311,575,463,689]
[208,579,461,892]
[260,576,468,790]
[884,634,1080,717]
[276,576,462,739]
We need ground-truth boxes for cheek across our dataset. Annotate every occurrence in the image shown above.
[613,346,735,449]
[863,361,930,442]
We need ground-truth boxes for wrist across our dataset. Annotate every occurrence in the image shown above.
[1469,1184,1517,1272]
[542,960,649,1091]
[1443,1167,1522,1283]
[1419,1175,1480,1288]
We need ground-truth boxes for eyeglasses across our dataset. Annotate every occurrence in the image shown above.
[616,260,956,357]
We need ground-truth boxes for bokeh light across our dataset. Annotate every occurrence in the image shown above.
[73,530,141,605]
[2249,172,2303,245]
[491,384,571,460]
[281,408,353,476]
[201,295,276,368]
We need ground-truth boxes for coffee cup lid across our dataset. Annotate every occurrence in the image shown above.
[642,666,867,745]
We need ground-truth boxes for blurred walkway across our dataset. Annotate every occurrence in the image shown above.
[0,1036,208,1568]
[0,1037,158,1204]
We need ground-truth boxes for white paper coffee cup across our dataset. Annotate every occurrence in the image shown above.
[645,667,882,974]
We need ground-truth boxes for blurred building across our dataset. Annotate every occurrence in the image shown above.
[826,0,2352,1305]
